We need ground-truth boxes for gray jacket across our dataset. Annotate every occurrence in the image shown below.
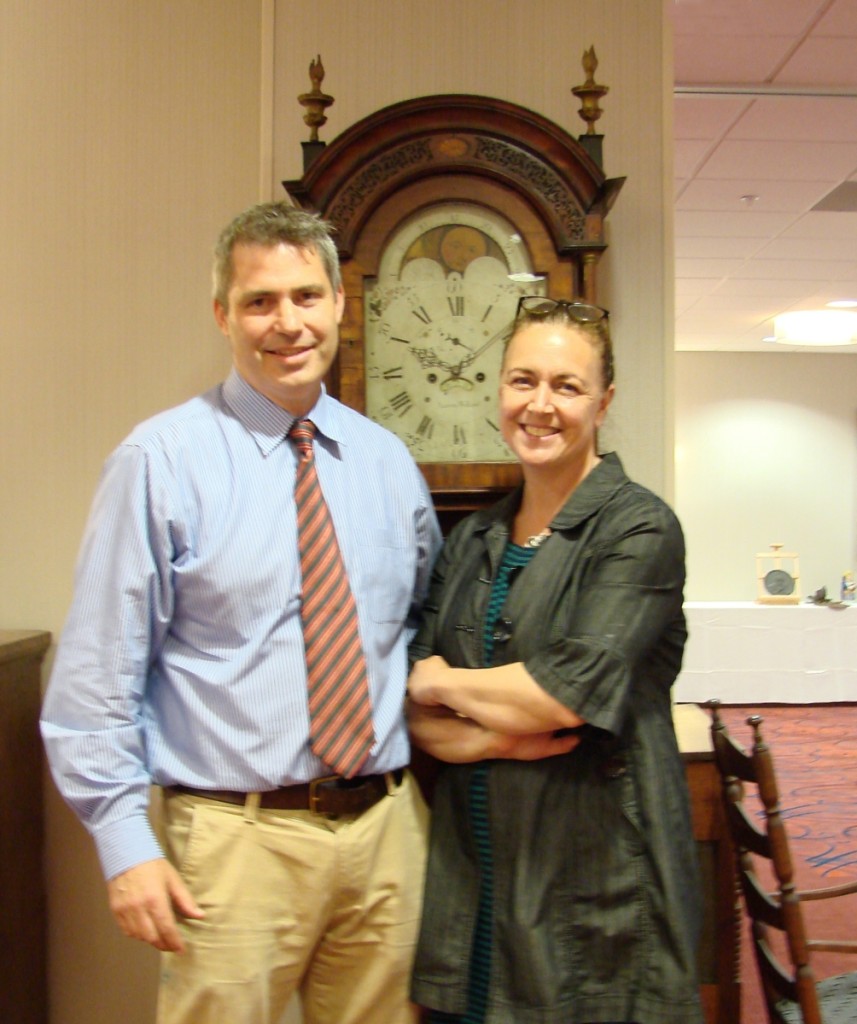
[410,453,704,1024]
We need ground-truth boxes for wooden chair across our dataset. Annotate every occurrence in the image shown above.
[707,700,857,1023]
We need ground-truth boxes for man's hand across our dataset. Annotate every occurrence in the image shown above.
[407,655,453,707]
[107,858,204,953]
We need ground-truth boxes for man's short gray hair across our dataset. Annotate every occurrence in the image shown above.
[212,201,341,308]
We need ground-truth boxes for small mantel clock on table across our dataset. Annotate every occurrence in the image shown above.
[756,542,801,604]
[284,49,624,532]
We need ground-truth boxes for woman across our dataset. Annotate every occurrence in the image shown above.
[407,297,703,1024]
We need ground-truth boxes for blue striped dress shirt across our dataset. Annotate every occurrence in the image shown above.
[41,370,442,879]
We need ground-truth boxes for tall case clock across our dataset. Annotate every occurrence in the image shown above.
[284,56,624,531]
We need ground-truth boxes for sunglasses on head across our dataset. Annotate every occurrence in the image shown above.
[516,296,609,323]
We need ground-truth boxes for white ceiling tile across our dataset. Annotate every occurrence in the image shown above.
[675,257,747,278]
[831,265,857,284]
[778,211,857,239]
[756,236,857,260]
[729,97,857,143]
[676,294,702,316]
[685,294,786,318]
[675,210,795,237]
[815,0,857,34]
[698,139,857,181]
[675,235,768,259]
[671,0,857,353]
[674,138,715,177]
[727,257,854,280]
[674,36,800,84]
[675,177,831,212]
[671,1,834,37]
[712,276,832,297]
[676,277,725,298]
[676,310,775,336]
[673,96,750,139]
[800,285,857,306]
[777,38,857,86]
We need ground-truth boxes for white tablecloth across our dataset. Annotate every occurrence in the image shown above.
[673,602,857,704]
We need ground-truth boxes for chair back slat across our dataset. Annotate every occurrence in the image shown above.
[741,861,785,930]
[723,793,770,858]
[754,931,799,1007]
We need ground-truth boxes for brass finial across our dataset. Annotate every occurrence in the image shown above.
[298,54,334,143]
[571,46,609,135]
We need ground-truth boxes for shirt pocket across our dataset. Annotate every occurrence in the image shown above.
[352,526,417,624]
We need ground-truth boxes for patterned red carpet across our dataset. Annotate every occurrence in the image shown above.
[716,704,857,1022]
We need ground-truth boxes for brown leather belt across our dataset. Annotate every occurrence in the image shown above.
[165,769,403,817]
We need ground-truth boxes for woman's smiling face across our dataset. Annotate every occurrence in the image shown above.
[499,321,614,477]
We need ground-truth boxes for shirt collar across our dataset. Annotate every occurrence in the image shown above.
[221,369,347,456]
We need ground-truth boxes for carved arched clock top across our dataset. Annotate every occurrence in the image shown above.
[346,175,565,283]
[284,94,623,259]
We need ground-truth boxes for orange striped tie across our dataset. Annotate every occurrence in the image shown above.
[289,419,374,778]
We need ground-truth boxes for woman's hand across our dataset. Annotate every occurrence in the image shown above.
[407,655,454,707]
[408,656,584,735]
[407,700,581,764]
[495,730,581,761]
[406,701,496,762]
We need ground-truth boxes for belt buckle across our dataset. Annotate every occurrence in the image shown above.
[308,774,341,816]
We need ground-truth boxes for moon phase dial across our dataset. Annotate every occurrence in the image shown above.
[364,204,544,461]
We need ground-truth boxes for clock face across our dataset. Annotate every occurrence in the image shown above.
[764,568,795,596]
[364,203,544,462]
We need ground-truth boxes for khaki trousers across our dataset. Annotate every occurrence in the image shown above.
[156,771,428,1024]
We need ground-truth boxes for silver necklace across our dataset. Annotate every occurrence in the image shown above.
[524,529,552,548]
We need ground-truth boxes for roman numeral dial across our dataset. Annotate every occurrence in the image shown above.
[364,203,546,462]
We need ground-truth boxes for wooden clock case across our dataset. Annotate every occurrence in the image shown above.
[284,92,623,529]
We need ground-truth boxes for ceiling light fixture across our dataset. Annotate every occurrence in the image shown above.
[773,309,857,347]
[827,299,857,309]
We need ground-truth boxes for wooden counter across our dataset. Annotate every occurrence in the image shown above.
[0,629,51,1024]
[675,702,740,1024]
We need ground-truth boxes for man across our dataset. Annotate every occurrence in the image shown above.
[41,201,442,1024]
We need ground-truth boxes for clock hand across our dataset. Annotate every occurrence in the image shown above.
[442,331,474,353]
[409,346,458,372]
[452,318,514,374]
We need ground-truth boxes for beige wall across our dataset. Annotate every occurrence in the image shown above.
[0,1,673,1022]
[676,351,857,602]
[0,2,265,1022]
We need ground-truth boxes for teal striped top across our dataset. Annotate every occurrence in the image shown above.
[429,541,537,1024]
